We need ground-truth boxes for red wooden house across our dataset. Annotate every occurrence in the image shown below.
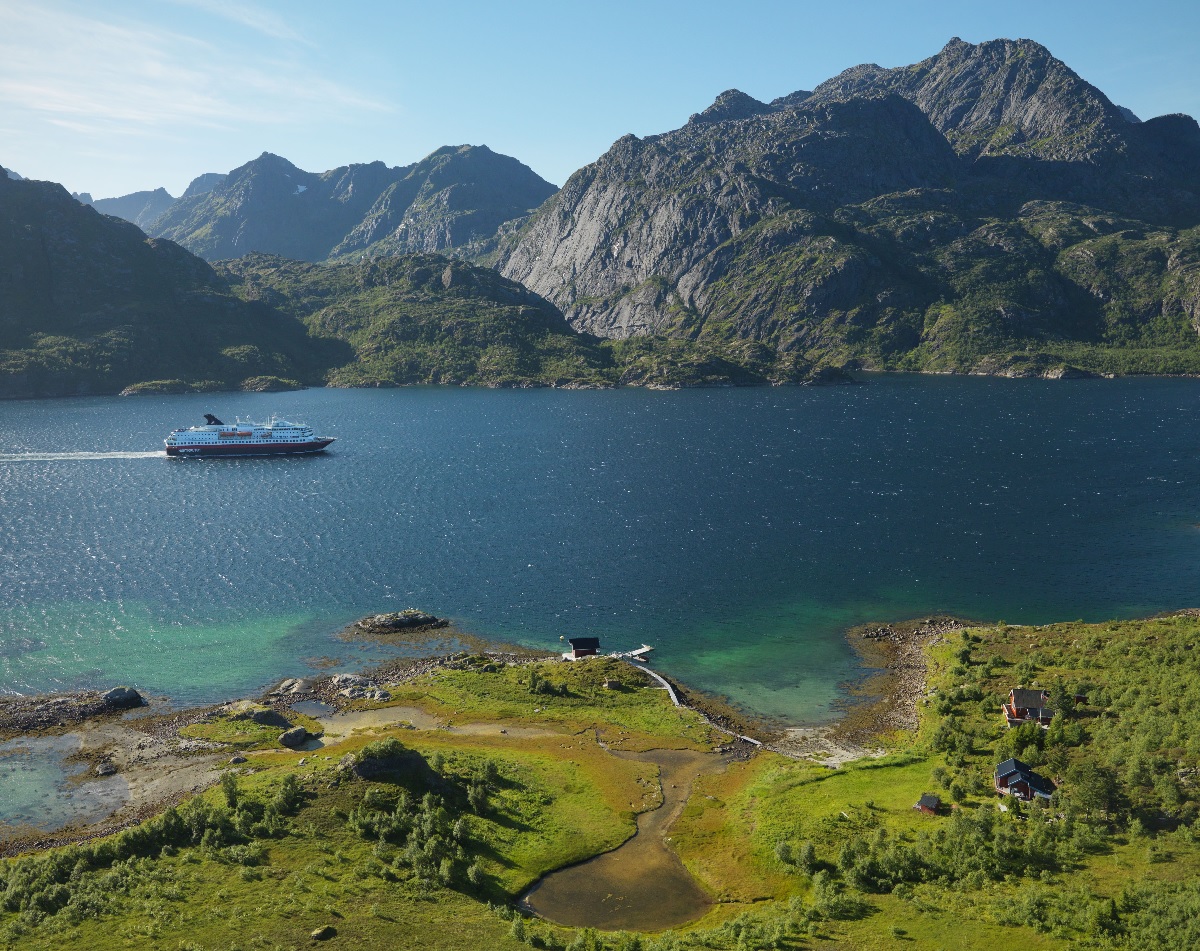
[1003,688,1055,728]
[994,758,1054,802]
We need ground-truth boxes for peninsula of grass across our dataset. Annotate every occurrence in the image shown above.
[377,655,717,751]
[5,615,1200,949]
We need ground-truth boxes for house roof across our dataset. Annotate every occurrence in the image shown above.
[995,758,1031,778]
[995,758,1055,796]
[1025,772,1055,796]
[568,636,600,650]
[1010,688,1050,709]
[917,794,941,810]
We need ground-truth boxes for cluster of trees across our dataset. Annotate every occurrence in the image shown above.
[949,621,1200,826]
[345,739,502,888]
[347,787,480,887]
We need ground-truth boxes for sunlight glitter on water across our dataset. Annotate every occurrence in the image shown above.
[1,380,1199,721]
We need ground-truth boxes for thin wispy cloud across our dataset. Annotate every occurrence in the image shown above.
[0,2,388,139]
[165,0,312,45]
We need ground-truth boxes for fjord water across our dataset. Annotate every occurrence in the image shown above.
[2,377,1199,722]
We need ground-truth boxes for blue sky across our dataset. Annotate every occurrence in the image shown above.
[1,0,1197,199]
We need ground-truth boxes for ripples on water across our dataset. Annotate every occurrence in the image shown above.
[1,377,1198,721]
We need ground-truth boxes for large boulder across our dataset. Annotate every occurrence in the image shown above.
[340,737,414,779]
[271,678,314,696]
[101,686,144,709]
[278,726,310,749]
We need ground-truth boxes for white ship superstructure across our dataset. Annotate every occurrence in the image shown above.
[165,415,335,457]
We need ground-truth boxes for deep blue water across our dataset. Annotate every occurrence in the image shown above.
[1,376,1198,722]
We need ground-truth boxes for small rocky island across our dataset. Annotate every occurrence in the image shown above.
[352,609,449,634]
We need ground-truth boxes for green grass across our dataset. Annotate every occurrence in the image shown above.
[178,706,324,750]
[383,657,719,751]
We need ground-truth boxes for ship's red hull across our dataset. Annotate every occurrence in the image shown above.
[165,438,335,458]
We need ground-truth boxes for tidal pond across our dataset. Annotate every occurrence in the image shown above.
[523,748,727,931]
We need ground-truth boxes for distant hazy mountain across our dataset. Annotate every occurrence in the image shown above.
[497,37,1200,377]
[0,172,333,398]
[3,167,22,181]
[89,187,177,229]
[151,145,557,263]
[70,173,227,233]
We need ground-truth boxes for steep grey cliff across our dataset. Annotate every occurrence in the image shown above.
[499,94,958,338]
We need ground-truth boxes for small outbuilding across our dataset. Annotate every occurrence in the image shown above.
[566,636,600,660]
[914,793,941,815]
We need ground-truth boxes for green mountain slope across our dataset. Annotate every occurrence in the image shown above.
[217,253,612,387]
[217,254,844,388]
[0,174,340,398]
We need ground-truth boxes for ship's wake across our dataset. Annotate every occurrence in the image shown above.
[0,451,162,462]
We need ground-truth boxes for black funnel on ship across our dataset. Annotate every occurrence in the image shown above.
[203,414,224,425]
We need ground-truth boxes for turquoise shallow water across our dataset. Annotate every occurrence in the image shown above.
[1,376,1199,722]
[0,734,127,831]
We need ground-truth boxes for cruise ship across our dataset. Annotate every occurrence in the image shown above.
[164,415,335,457]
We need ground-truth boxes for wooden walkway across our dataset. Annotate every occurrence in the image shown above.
[633,661,762,748]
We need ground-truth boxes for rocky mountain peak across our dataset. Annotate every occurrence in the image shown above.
[150,144,557,263]
[769,89,814,111]
[688,89,771,125]
[87,187,177,230]
[809,35,1128,164]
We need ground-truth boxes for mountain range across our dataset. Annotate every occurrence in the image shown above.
[0,172,334,398]
[87,146,555,264]
[496,37,1200,376]
[6,35,1200,397]
[0,170,819,397]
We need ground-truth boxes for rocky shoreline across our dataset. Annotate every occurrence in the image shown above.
[0,686,145,739]
[763,615,968,765]
[839,615,968,739]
